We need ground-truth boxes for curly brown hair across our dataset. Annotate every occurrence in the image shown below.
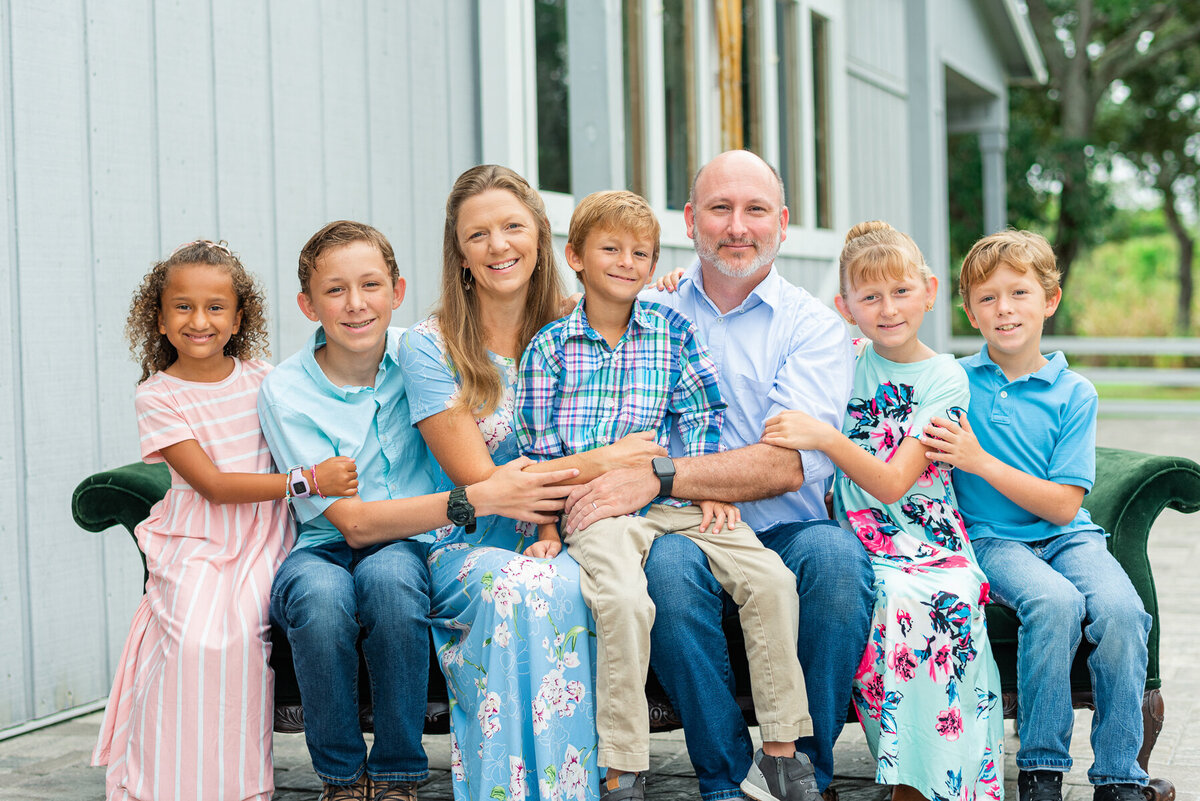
[126,240,270,382]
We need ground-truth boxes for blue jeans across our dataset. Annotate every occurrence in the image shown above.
[974,530,1151,786]
[645,520,873,799]
[270,538,431,785]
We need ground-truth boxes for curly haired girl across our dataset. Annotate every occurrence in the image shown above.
[94,239,358,801]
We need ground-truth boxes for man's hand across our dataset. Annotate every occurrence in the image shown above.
[922,415,987,474]
[696,499,741,534]
[469,457,579,524]
[562,466,658,533]
[647,267,687,292]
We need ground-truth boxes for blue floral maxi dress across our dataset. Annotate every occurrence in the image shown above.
[398,318,600,801]
[834,344,1004,801]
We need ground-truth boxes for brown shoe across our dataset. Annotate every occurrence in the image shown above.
[320,774,371,801]
[372,780,419,801]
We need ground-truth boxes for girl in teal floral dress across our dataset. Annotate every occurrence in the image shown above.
[398,165,664,801]
[762,222,1003,801]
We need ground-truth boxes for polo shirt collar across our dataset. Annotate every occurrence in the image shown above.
[678,259,782,313]
[301,326,399,397]
[964,344,1069,384]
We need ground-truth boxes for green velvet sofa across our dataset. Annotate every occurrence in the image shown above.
[73,447,1198,800]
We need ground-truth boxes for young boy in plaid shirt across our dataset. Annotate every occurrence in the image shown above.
[515,190,819,801]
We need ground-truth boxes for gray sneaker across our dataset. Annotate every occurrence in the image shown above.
[740,749,821,801]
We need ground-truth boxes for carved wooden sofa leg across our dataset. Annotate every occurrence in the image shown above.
[1139,688,1173,800]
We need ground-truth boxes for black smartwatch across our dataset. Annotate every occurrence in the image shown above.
[447,486,477,533]
[651,456,676,498]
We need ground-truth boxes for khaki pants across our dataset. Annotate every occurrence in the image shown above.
[564,503,811,772]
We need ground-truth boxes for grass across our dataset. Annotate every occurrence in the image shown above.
[1094,384,1200,402]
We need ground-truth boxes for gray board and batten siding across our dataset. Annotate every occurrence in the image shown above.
[0,0,479,733]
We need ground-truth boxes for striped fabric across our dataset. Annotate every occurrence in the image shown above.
[515,299,725,505]
[93,359,291,801]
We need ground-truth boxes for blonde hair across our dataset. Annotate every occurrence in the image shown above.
[126,240,269,383]
[958,229,1061,310]
[839,221,932,296]
[436,164,565,415]
[567,190,661,264]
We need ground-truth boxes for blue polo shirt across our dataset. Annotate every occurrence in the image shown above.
[952,346,1104,543]
[257,326,437,550]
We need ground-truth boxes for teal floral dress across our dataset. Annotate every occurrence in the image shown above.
[833,343,1004,801]
[399,318,599,801]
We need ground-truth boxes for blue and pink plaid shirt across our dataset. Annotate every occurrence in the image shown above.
[515,298,725,506]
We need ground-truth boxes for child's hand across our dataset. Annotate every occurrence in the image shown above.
[314,456,358,497]
[604,431,667,471]
[648,268,686,293]
[922,416,986,474]
[697,499,741,534]
[761,410,831,451]
[524,528,563,559]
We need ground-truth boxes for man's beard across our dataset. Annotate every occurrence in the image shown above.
[694,230,782,278]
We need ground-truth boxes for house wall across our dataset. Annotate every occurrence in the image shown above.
[0,0,479,733]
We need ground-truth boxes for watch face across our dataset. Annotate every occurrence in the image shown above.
[291,479,307,495]
[652,457,675,477]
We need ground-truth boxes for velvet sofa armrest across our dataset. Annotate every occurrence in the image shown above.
[71,461,171,588]
[1084,447,1200,688]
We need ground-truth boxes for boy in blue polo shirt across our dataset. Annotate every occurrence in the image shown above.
[922,229,1150,801]
[258,220,575,801]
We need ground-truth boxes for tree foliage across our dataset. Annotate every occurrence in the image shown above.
[1010,0,1200,331]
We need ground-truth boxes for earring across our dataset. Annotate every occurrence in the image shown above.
[926,303,934,311]
[462,270,474,291]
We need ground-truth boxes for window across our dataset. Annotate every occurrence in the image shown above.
[662,0,697,210]
[776,0,802,217]
[534,0,570,194]
[811,12,832,229]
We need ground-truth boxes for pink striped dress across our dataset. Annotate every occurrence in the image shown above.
[93,359,292,801]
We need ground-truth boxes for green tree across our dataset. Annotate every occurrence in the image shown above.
[1018,0,1200,331]
[1100,43,1200,334]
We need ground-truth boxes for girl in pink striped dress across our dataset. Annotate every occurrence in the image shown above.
[93,240,358,801]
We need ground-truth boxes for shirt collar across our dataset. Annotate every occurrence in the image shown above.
[963,344,1069,384]
[301,326,399,396]
[562,296,653,342]
[678,259,782,313]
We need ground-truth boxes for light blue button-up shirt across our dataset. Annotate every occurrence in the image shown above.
[257,327,438,550]
[641,261,854,530]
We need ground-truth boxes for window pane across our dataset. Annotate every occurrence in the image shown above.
[663,0,695,209]
[741,0,761,154]
[535,0,571,194]
[812,12,832,229]
[776,0,801,221]
[623,0,646,195]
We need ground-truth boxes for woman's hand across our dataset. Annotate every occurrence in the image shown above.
[648,268,686,293]
[602,431,667,472]
[313,456,359,497]
[760,410,832,451]
[469,457,578,523]
[524,522,563,559]
[697,499,741,534]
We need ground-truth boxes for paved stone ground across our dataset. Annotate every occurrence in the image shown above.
[1,415,1196,800]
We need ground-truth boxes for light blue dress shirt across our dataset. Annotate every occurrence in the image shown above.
[641,261,854,530]
[953,346,1104,543]
[257,326,438,550]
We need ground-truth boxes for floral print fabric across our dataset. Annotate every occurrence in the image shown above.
[399,319,599,801]
[833,343,1004,800]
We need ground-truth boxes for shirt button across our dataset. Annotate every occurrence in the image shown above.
[1000,391,1008,399]
[717,318,724,324]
